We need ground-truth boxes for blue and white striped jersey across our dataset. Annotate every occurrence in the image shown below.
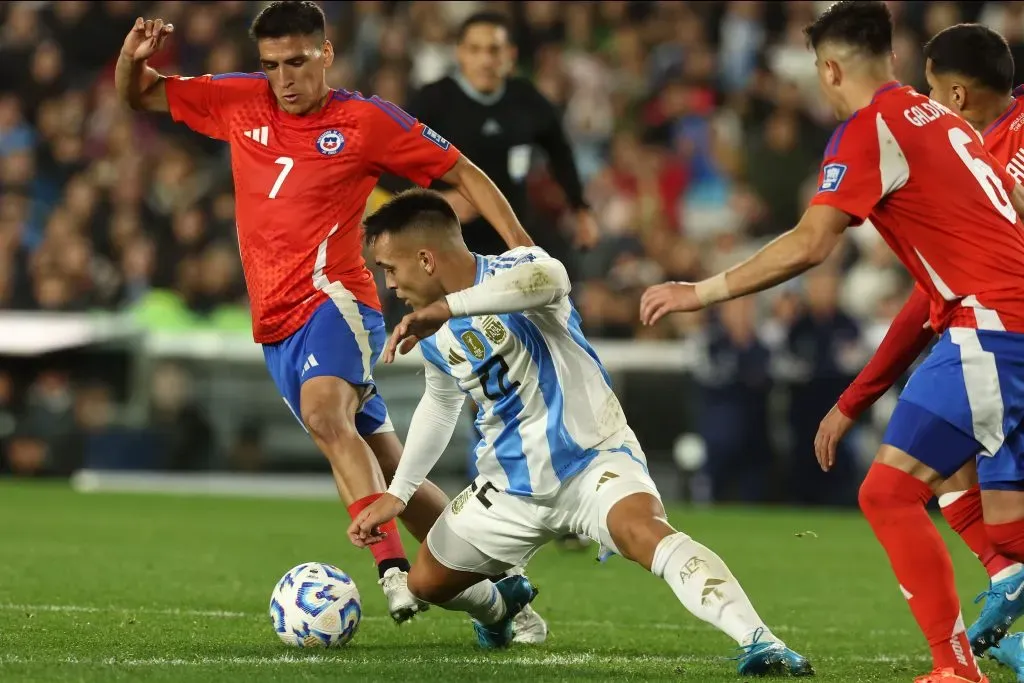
[418,247,628,499]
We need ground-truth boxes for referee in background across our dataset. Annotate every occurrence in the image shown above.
[391,10,598,261]
[396,12,599,550]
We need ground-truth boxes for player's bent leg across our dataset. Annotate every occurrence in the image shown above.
[299,377,421,623]
[940,464,1024,655]
[983,489,1024,562]
[603,492,813,677]
[939,463,1019,580]
[413,516,538,649]
[860,437,982,680]
[366,429,549,644]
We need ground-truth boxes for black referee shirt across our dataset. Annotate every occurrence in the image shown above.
[391,73,588,257]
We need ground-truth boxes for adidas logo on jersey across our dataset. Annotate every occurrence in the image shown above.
[244,126,269,145]
[595,471,619,490]
[482,118,502,136]
[302,354,318,374]
[447,349,466,366]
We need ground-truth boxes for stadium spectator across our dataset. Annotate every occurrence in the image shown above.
[0,0,1011,503]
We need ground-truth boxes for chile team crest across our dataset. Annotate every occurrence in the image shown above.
[316,129,345,156]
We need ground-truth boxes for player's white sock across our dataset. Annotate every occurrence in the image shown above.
[440,580,507,625]
[651,531,777,647]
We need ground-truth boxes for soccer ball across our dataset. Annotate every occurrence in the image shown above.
[268,562,362,647]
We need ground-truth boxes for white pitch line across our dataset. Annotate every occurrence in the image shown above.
[0,653,932,667]
[0,603,914,638]
[0,603,249,619]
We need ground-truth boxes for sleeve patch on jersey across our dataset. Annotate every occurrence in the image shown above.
[422,125,451,151]
[818,163,848,193]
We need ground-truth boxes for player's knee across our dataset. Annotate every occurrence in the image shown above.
[857,467,890,517]
[302,405,358,447]
[606,493,674,569]
[611,518,664,566]
[406,567,457,605]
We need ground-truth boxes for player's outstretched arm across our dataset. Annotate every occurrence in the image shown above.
[836,286,932,420]
[815,286,933,472]
[639,205,849,326]
[440,156,534,249]
[383,253,570,361]
[383,365,465,506]
[116,17,173,112]
[349,365,464,547]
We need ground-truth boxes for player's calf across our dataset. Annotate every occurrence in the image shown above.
[604,492,813,676]
[605,493,773,643]
[300,377,420,623]
[407,538,535,649]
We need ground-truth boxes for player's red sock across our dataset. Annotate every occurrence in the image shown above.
[859,464,979,679]
[986,519,1024,564]
[940,486,1020,579]
[347,494,410,577]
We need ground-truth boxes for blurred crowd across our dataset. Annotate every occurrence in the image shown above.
[4,1,1024,499]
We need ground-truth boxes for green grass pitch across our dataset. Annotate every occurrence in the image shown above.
[0,481,1016,682]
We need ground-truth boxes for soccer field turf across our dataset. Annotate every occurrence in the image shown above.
[0,482,1016,682]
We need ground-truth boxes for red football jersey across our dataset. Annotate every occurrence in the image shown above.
[165,73,461,343]
[984,85,1024,186]
[811,81,1024,335]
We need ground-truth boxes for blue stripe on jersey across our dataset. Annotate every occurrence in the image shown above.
[211,72,267,81]
[449,317,532,495]
[824,111,859,157]
[503,313,598,483]
[610,445,648,474]
[373,96,416,127]
[419,337,450,375]
[567,306,612,388]
[985,99,1021,138]
[333,89,414,131]
[473,254,487,285]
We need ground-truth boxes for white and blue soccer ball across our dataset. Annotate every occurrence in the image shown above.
[269,562,361,647]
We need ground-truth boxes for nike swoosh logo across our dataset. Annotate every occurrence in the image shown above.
[1006,581,1024,601]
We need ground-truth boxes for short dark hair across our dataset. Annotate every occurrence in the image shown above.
[363,189,460,246]
[457,11,512,43]
[250,1,325,41]
[924,24,1014,94]
[804,1,893,57]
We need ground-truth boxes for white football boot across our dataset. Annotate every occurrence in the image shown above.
[506,566,548,644]
[379,567,429,623]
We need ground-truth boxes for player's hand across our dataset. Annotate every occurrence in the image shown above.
[814,404,855,472]
[121,17,174,62]
[383,300,453,363]
[573,209,600,250]
[347,494,406,548]
[639,282,702,326]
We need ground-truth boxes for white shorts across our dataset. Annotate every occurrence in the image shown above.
[425,439,662,575]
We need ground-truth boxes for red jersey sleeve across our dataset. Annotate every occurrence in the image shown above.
[837,285,933,419]
[809,114,882,226]
[362,97,461,186]
[165,73,265,141]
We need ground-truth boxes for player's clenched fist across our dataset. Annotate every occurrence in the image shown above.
[347,494,407,548]
[121,17,174,62]
[639,282,702,326]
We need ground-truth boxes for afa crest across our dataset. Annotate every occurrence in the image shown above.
[481,316,507,345]
[316,129,345,156]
